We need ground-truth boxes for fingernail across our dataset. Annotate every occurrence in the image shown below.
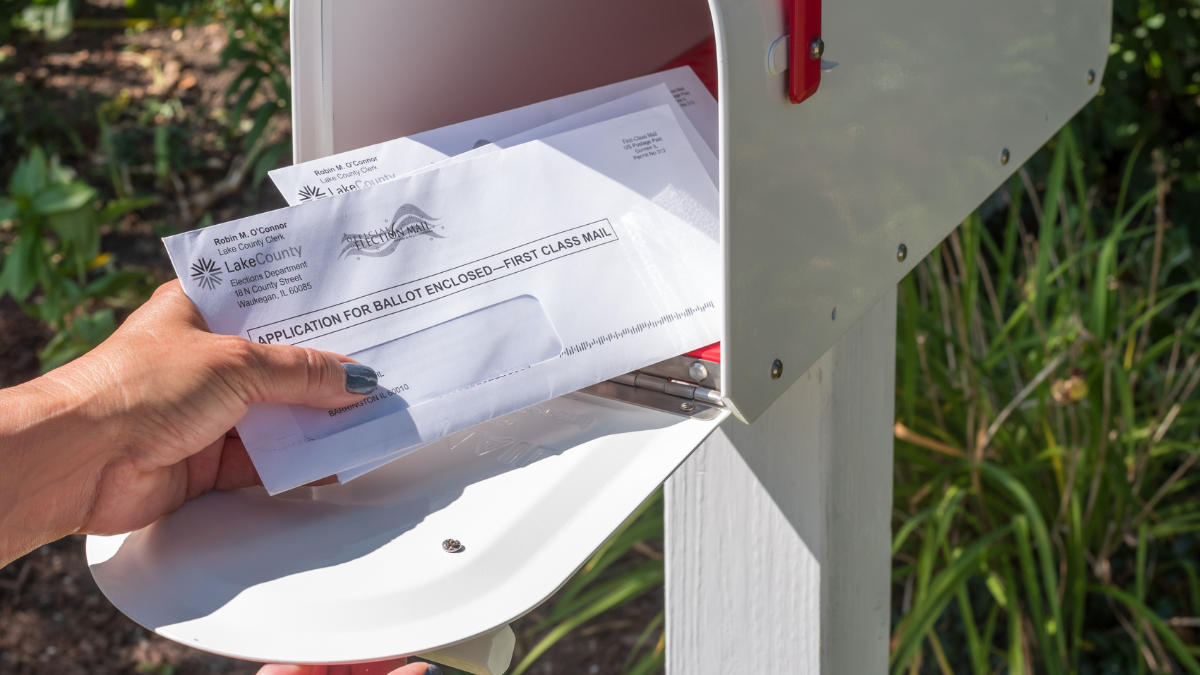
[424,665,442,675]
[343,363,378,394]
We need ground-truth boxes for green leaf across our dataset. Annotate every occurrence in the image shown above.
[253,141,290,186]
[85,268,147,299]
[32,181,96,215]
[97,196,158,224]
[622,610,664,674]
[0,198,17,222]
[0,225,44,301]
[47,207,100,271]
[1013,514,1064,675]
[513,566,664,675]
[154,125,171,180]
[243,100,277,153]
[38,309,116,372]
[1092,585,1200,675]
[890,526,1012,674]
[9,147,47,199]
[980,463,1066,666]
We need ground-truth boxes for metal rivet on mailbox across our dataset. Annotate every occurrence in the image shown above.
[442,539,464,553]
[897,243,908,262]
[688,361,710,382]
[809,36,824,61]
[1087,69,1096,85]
[680,402,696,412]
[771,359,783,380]
[1000,149,1010,165]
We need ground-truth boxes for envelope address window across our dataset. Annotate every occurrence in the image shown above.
[290,295,562,440]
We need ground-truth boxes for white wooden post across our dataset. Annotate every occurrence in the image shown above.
[666,287,896,673]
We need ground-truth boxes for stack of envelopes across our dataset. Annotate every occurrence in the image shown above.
[162,66,721,494]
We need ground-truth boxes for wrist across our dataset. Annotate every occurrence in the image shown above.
[0,367,118,565]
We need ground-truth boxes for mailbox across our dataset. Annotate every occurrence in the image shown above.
[87,0,1111,672]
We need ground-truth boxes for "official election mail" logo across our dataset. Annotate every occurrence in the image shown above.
[190,257,223,290]
[340,203,446,260]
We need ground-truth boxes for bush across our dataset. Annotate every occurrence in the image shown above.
[0,147,153,370]
[892,129,1200,673]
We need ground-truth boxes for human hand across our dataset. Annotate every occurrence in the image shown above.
[258,660,440,675]
[0,279,378,565]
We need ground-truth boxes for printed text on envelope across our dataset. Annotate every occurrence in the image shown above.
[246,220,618,346]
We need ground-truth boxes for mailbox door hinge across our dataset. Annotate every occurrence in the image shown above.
[580,369,725,421]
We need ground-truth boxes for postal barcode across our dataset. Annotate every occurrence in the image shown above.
[560,301,716,356]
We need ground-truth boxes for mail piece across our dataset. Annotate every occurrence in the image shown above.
[268,66,716,206]
[439,84,716,187]
[326,84,716,483]
[163,104,721,494]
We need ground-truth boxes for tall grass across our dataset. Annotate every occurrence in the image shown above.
[518,126,1200,674]
[892,127,1200,673]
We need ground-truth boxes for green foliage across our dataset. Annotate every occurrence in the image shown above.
[140,0,293,187]
[1075,0,1200,191]
[513,490,667,675]
[0,66,83,164]
[891,127,1200,673]
[214,0,291,184]
[13,0,74,41]
[0,147,153,370]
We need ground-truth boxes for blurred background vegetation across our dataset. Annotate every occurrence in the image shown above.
[1,0,1199,673]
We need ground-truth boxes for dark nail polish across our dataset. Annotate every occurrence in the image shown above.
[342,363,378,394]
[424,665,442,675]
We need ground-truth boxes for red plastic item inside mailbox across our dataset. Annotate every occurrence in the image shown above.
[789,0,822,103]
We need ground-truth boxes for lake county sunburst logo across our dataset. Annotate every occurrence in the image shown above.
[298,185,326,202]
[190,257,223,290]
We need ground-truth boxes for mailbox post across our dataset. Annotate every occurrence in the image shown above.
[667,291,896,672]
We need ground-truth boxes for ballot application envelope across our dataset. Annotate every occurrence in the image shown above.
[86,0,1111,670]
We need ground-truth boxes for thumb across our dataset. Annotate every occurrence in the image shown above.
[234,341,378,410]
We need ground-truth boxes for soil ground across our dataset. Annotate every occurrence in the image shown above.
[0,4,664,673]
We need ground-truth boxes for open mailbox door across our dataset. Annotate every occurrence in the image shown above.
[87,391,727,668]
[88,0,1110,669]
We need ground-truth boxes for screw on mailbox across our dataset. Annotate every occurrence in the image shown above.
[442,539,464,553]
[1087,69,1096,84]
[680,402,696,412]
[1000,148,1010,165]
[688,361,710,382]
[809,36,824,61]
[771,359,783,380]
[897,243,908,262]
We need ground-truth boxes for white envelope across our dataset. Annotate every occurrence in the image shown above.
[164,104,720,494]
[447,84,717,186]
[268,66,716,206]
[330,85,714,484]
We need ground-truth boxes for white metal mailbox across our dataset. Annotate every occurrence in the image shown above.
[87,0,1111,672]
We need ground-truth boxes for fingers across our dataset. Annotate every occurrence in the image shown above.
[258,666,320,675]
[347,659,410,675]
[234,340,378,410]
